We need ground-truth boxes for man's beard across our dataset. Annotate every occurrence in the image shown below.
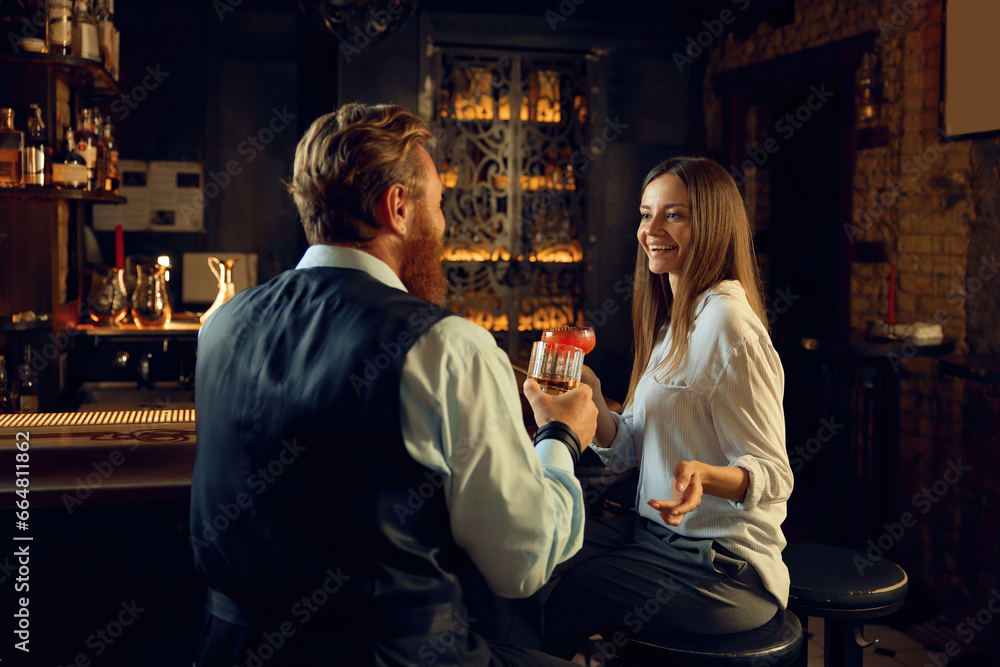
[400,208,448,306]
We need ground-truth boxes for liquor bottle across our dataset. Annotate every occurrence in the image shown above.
[52,127,88,189]
[73,109,101,190]
[0,355,15,415]
[90,109,106,191]
[46,0,74,56]
[102,116,120,194]
[16,347,38,415]
[112,23,120,80]
[0,108,24,189]
[71,0,99,61]
[97,0,115,74]
[24,104,48,187]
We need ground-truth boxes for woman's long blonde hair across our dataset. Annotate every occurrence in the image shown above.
[624,156,768,408]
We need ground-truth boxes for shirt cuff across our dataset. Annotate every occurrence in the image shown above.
[535,439,576,473]
[728,454,762,510]
[589,413,632,472]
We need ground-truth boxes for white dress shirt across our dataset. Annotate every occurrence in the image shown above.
[296,245,585,599]
[591,280,792,606]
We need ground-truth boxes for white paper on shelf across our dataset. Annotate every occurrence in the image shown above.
[148,161,204,232]
[93,159,151,231]
[93,160,205,232]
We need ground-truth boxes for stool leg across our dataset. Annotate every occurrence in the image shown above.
[791,611,810,667]
[824,619,864,667]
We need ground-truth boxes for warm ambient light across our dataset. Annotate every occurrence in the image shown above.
[440,169,578,192]
[444,246,512,262]
[158,255,171,282]
[517,303,576,332]
[443,67,574,124]
[443,243,581,263]
[456,303,578,332]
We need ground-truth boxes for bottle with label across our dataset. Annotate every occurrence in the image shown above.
[97,0,115,73]
[74,108,101,190]
[52,127,88,189]
[46,0,74,56]
[102,116,120,194]
[0,355,15,415]
[71,0,99,61]
[25,104,47,187]
[0,108,24,189]
[16,347,38,415]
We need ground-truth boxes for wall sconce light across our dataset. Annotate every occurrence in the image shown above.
[855,51,880,127]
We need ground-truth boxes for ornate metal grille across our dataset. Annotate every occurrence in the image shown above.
[428,48,591,361]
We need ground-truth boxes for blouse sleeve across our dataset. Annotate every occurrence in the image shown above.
[710,335,793,511]
[589,405,639,473]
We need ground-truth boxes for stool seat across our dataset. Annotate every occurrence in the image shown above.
[783,543,909,667]
[617,608,802,666]
[784,543,908,618]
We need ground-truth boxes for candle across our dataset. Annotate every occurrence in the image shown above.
[887,263,896,326]
[115,224,124,269]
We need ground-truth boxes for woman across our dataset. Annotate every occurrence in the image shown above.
[538,156,793,658]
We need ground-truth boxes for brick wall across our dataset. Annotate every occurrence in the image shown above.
[705,0,1000,632]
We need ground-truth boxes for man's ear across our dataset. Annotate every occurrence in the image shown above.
[376,183,409,238]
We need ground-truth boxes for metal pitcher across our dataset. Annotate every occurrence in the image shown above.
[86,266,129,326]
[131,261,172,328]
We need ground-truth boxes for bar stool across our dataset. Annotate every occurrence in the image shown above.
[614,607,803,666]
[784,542,908,667]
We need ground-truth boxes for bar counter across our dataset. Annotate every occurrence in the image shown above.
[0,372,622,511]
[0,409,196,509]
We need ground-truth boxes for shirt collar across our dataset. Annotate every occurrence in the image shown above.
[693,279,745,318]
[295,244,408,293]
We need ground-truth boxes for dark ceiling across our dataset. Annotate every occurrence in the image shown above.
[110,0,796,37]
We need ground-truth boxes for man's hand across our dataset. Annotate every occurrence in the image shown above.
[523,379,598,451]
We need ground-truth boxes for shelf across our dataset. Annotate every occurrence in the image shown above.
[93,226,205,234]
[0,52,121,99]
[0,319,52,331]
[73,320,201,338]
[0,186,127,204]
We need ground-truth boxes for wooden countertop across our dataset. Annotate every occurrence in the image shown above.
[0,410,196,509]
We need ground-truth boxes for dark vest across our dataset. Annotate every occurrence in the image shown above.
[190,267,492,666]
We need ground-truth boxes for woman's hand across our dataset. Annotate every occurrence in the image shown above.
[579,365,618,447]
[648,460,705,526]
[648,460,751,526]
[580,364,601,393]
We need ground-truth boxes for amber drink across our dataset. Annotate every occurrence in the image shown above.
[528,341,584,396]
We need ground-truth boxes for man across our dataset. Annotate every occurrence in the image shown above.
[190,102,597,666]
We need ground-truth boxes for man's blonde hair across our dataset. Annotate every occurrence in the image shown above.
[287,103,432,245]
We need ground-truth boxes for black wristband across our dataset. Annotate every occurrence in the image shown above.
[533,420,582,467]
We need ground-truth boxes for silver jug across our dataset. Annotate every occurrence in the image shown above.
[86,266,129,326]
[131,261,172,328]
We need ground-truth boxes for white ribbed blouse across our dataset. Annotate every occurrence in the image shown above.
[592,280,793,607]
